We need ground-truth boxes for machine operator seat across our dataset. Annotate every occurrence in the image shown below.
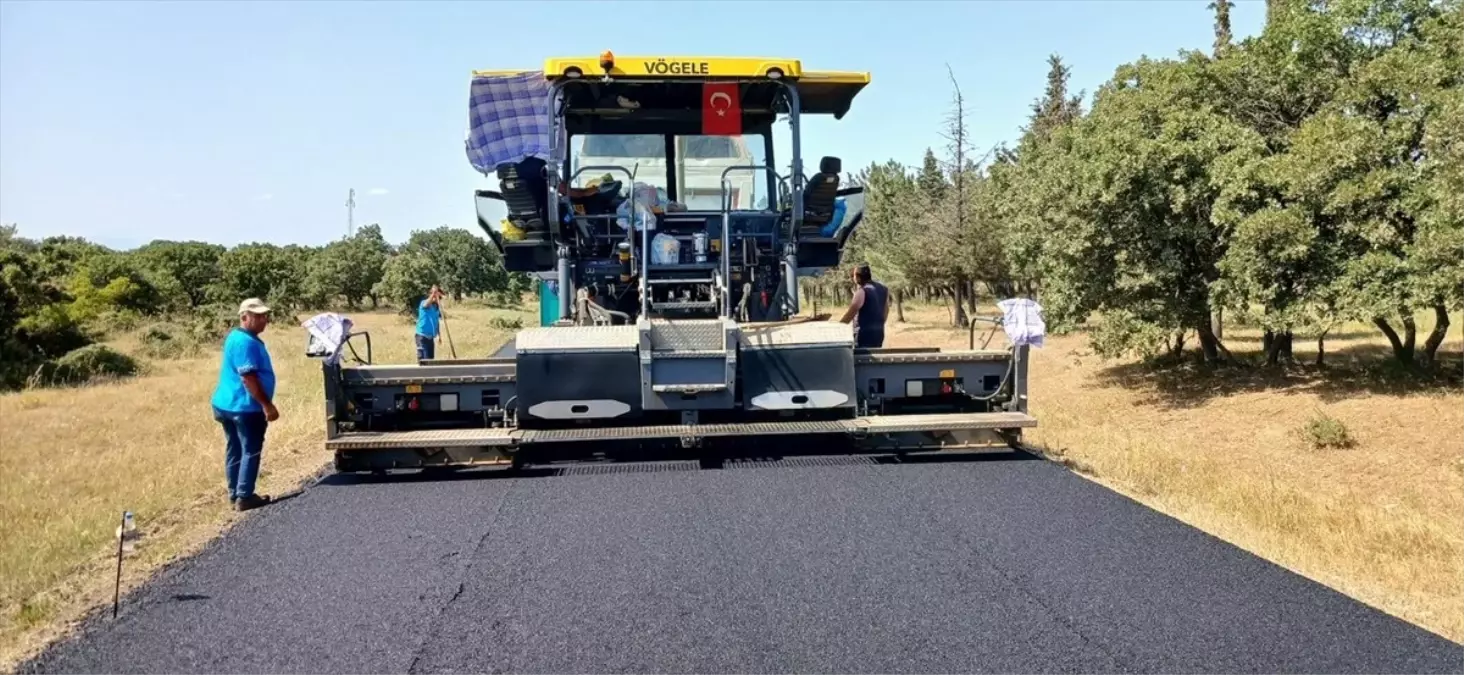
[496,160,549,240]
[800,156,842,231]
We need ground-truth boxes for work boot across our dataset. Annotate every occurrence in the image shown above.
[234,494,272,512]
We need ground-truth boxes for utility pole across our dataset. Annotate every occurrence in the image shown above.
[345,188,356,237]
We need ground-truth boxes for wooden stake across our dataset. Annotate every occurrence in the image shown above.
[112,511,125,619]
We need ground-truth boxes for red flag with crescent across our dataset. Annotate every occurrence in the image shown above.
[702,82,741,136]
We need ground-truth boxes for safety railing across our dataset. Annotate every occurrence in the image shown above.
[968,316,1004,351]
[568,165,639,242]
[721,165,783,319]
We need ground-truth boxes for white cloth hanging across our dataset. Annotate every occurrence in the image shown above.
[996,298,1045,348]
[301,312,354,365]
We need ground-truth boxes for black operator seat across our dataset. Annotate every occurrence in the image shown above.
[801,156,842,230]
[496,159,549,238]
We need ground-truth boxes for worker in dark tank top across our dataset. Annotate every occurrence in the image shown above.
[839,263,889,349]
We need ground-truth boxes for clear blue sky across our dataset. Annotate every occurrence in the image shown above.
[0,0,1264,250]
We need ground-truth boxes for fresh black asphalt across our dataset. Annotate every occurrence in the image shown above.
[21,452,1464,674]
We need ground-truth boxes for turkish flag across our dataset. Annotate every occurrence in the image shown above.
[702,82,742,136]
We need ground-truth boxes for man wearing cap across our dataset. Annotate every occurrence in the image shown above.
[210,298,278,512]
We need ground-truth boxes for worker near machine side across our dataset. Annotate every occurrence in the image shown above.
[416,285,444,360]
[209,298,277,512]
[840,264,890,349]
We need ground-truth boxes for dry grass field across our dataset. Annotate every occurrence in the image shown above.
[0,301,532,669]
[0,298,1460,669]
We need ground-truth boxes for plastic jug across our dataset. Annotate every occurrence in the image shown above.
[651,233,681,265]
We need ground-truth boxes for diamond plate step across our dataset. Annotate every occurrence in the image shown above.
[854,350,1011,364]
[326,428,514,450]
[738,321,853,349]
[651,300,718,311]
[516,325,639,354]
[852,412,1036,434]
[647,319,727,351]
[652,383,728,394]
[650,349,724,359]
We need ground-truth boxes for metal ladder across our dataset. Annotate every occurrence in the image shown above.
[638,318,737,405]
[633,168,776,412]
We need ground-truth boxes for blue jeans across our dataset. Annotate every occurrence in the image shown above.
[213,407,267,500]
[416,334,436,360]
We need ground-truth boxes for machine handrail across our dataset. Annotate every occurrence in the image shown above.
[568,164,636,189]
[721,164,783,319]
[567,165,638,243]
[556,164,639,318]
[343,331,372,365]
[968,315,1004,351]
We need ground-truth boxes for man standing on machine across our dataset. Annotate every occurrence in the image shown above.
[839,263,889,349]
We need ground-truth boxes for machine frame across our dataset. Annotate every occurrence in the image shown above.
[316,53,1039,473]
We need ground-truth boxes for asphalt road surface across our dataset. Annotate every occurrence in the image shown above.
[23,451,1464,674]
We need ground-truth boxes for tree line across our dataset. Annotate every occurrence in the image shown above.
[4,0,1458,385]
[0,223,531,389]
[826,0,1460,368]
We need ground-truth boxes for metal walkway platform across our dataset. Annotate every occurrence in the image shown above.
[326,428,515,451]
[327,412,1037,451]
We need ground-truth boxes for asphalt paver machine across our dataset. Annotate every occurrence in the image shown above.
[315,53,1038,472]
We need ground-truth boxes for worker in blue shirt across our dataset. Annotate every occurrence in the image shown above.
[416,285,444,360]
[210,298,278,512]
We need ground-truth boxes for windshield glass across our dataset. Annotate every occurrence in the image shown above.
[580,134,665,159]
[675,135,767,210]
[571,133,771,210]
[570,134,669,196]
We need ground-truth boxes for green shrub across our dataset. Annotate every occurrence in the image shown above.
[1,338,39,391]
[57,344,140,379]
[28,345,140,387]
[139,322,197,359]
[189,306,238,344]
[67,255,171,317]
[140,324,175,344]
[86,308,146,338]
[1303,413,1354,450]
[488,315,524,331]
[14,305,91,358]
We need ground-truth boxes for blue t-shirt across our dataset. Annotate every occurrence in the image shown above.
[416,300,441,338]
[211,328,276,414]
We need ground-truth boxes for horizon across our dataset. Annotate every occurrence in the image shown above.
[0,0,1265,251]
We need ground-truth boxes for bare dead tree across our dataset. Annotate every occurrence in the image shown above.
[940,64,971,326]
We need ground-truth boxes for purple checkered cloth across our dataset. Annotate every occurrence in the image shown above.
[464,71,553,175]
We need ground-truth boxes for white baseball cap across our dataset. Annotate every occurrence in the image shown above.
[238,298,272,315]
